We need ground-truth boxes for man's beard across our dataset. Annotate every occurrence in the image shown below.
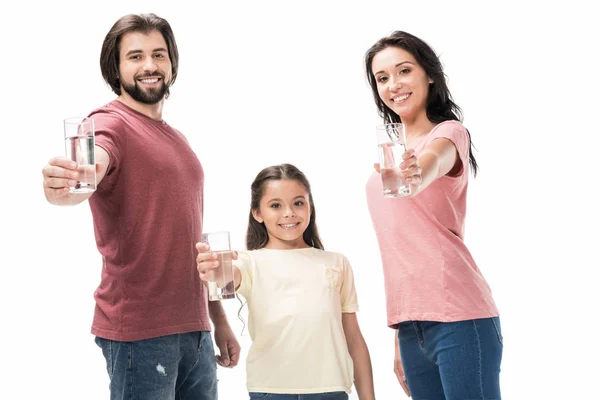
[120,73,168,105]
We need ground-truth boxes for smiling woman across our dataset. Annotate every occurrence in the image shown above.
[364,31,502,400]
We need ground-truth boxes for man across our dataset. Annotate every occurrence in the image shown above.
[41,13,239,399]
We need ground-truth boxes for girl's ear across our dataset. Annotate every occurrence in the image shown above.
[251,209,263,224]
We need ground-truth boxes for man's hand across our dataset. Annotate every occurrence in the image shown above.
[213,316,240,368]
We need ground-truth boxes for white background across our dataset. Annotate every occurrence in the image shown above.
[1,0,598,399]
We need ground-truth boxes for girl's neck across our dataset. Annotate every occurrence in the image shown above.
[263,237,311,250]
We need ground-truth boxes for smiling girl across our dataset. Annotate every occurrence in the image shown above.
[197,164,376,400]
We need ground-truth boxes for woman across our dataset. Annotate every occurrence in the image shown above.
[365,31,503,400]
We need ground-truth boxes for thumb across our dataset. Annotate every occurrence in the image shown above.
[217,343,231,366]
[373,163,381,173]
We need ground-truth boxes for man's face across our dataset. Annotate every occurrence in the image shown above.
[118,30,172,105]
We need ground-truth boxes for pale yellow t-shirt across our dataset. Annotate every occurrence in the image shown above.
[234,247,359,394]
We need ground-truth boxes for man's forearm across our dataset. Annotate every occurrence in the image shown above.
[208,300,228,325]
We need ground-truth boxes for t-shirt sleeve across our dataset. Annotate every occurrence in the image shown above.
[234,251,253,300]
[88,111,123,190]
[427,120,470,176]
[340,255,359,313]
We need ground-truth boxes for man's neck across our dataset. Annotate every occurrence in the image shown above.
[117,94,164,121]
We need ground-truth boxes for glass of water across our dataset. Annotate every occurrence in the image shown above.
[64,117,96,193]
[376,123,410,198]
[201,231,236,301]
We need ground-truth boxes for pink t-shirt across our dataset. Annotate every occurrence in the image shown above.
[88,100,211,341]
[366,120,498,327]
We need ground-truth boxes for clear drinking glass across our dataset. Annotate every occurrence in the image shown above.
[376,122,410,198]
[201,231,236,301]
[64,117,96,193]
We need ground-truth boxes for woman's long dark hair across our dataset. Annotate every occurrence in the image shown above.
[365,31,478,176]
[246,164,324,250]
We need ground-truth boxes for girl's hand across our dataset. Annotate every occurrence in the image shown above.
[195,242,238,286]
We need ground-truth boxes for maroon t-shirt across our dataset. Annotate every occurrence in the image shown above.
[88,100,210,341]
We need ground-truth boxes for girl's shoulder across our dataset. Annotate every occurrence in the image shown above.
[310,249,352,269]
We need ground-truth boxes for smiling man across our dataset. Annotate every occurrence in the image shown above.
[41,14,239,400]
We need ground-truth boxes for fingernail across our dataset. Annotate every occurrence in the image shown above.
[70,162,76,169]
[68,180,77,186]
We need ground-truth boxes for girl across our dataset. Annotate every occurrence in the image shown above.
[196,164,376,400]
[364,31,503,399]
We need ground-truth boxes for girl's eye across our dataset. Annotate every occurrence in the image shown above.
[294,201,304,206]
[400,68,410,74]
[270,203,280,209]
[377,76,388,83]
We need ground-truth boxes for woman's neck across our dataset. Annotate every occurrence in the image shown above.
[401,111,436,148]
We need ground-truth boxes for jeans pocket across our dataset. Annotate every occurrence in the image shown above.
[197,331,217,370]
[249,393,270,399]
[491,317,503,346]
[196,331,204,353]
[95,337,114,379]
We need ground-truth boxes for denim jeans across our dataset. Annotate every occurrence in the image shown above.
[398,317,503,400]
[249,392,348,400]
[96,331,217,400]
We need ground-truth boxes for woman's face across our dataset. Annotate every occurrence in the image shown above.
[372,46,433,121]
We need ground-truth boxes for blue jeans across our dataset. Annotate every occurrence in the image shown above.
[249,392,348,400]
[96,331,217,400]
[398,318,503,400]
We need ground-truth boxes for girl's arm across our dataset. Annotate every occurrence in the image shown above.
[343,313,376,400]
[196,246,243,291]
[233,264,241,290]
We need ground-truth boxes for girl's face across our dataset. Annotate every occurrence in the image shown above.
[372,46,433,121]
[252,179,311,250]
